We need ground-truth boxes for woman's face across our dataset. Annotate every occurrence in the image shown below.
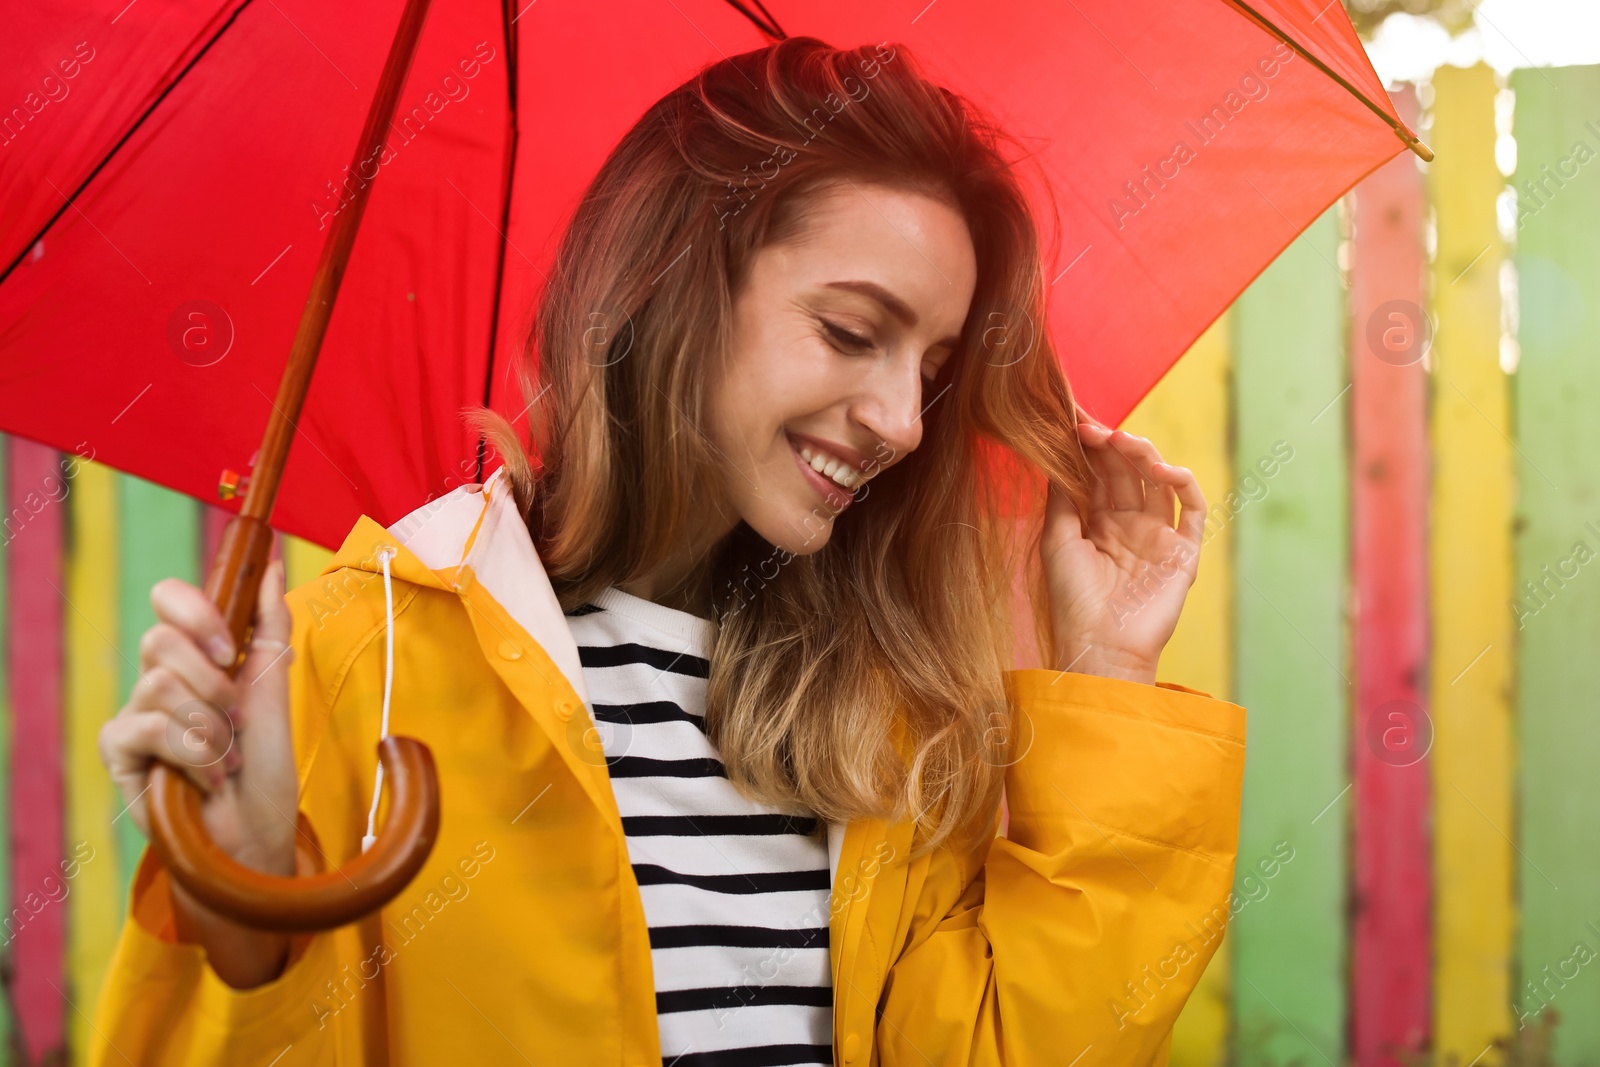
[706,179,978,556]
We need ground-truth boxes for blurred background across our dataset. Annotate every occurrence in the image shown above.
[2,0,1598,1064]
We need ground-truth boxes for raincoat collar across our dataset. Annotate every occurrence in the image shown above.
[321,468,855,889]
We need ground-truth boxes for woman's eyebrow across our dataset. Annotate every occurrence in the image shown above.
[824,280,916,326]
[822,280,961,348]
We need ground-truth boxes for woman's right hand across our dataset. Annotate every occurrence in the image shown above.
[98,558,300,878]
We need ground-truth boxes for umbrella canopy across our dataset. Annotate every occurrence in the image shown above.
[0,0,1420,550]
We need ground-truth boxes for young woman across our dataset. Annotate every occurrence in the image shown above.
[93,37,1245,1066]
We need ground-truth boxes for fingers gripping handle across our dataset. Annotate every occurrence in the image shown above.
[146,514,441,933]
[148,737,442,933]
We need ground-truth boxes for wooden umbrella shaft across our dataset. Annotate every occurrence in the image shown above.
[151,0,444,940]
[212,0,435,646]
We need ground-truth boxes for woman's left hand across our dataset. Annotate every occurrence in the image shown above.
[1040,418,1207,685]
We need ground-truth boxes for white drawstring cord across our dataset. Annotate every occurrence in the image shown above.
[362,547,398,853]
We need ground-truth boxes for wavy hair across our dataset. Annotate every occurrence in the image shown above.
[471,36,1093,855]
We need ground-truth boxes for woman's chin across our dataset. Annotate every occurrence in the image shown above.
[744,503,837,557]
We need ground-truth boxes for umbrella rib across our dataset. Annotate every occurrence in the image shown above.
[0,0,258,291]
[1218,0,1434,161]
[475,0,524,484]
[720,0,786,41]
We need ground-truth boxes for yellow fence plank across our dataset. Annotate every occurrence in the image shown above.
[285,534,335,590]
[1429,62,1515,1060]
[64,460,125,1064]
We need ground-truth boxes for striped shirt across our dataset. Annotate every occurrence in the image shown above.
[564,586,834,1067]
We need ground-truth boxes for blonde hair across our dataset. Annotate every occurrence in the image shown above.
[470,36,1092,855]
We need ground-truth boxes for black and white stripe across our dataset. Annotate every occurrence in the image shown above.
[566,587,834,1067]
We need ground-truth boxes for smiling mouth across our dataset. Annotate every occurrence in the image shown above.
[788,435,864,509]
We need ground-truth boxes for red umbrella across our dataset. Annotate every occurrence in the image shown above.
[1,0,1424,552]
[0,0,1424,935]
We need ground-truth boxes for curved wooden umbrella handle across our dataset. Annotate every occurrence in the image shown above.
[147,736,441,933]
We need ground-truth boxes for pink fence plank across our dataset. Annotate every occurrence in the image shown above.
[5,439,67,1063]
[1350,86,1432,1063]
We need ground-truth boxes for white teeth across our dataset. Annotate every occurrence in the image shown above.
[796,443,863,489]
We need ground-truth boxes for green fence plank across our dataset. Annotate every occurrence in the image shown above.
[1513,63,1600,1060]
[1231,207,1349,1065]
[113,475,199,904]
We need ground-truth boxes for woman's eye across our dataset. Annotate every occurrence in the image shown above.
[822,320,873,352]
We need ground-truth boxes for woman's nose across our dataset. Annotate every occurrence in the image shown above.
[850,357,928,467]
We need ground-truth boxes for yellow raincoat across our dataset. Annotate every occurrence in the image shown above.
[90,468,1246,1066]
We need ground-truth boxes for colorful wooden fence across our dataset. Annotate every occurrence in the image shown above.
[1,61,1597,1066]
[1136,63,1600,1067]
[0,456,330,1065]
